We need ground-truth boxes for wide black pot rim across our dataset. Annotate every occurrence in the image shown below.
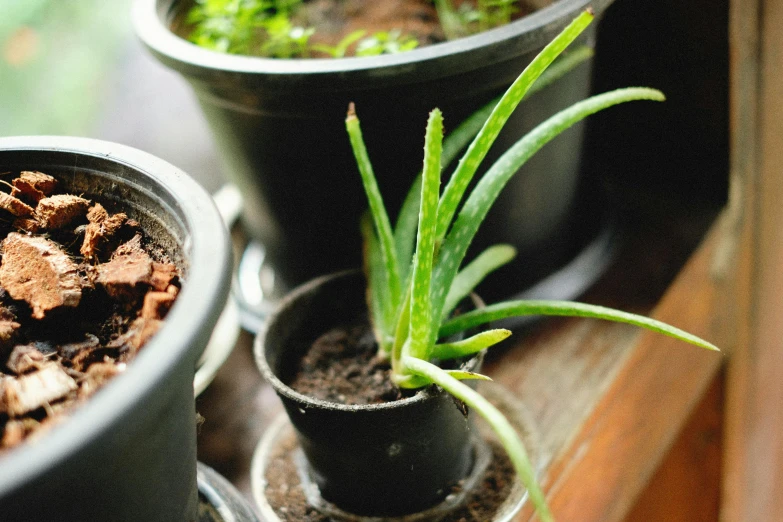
[0,136,231,495]
[255,269,479,413]
[133,0,613,89]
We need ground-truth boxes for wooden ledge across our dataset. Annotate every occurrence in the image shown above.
[506,216,725,521]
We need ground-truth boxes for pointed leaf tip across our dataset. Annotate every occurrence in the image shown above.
[639,88,666,102]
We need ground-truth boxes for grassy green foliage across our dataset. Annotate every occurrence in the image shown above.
[184,0,419,58]
[354,30,419,57]
[435,0,519,39]
[1,0,133,136]
[184,0,540,58]
[346,10,719,521]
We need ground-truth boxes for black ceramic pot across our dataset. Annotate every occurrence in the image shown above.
[0,137,231,522]
[255,270,483,517]
[134,0,615,292]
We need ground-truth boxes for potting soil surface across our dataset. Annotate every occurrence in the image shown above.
[288,323,403,405]
[0,171,179,451]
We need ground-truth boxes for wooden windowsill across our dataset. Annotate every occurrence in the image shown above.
[503,211,727,521]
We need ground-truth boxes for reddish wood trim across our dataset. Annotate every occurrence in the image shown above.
[623,372,723,522]
[518,221,726,522]
[520,219,723,522]
[723,0,783,520]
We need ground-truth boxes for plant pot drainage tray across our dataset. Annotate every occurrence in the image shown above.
[251,382,540,522]
[198,462,260,522]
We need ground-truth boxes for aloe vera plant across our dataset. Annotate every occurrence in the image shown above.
[346,9,718,522]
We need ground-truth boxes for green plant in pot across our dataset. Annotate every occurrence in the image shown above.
[135,0,616,297]
[256,10,718,521]
[182,0,547,59]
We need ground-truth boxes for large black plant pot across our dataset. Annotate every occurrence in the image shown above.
[255,270,482,517]
[134,0,615,292]
[0,137,231,522]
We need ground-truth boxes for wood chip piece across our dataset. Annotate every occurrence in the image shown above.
[0,233,83,319]
[58,334,102,372]
[1,419,26,448]
[109,317,162,362]
[12,218,41,234]
[79,360,125,400]
[0,363,78,416]
[96,235,152,301]
[35,194,90,229]
[12,171,57,200]
[0,192,34,218]
[141,291,176,320]
[80,203,127,261]
[0,319,20,349]
[133,317,163,352]
[150,262,178,292]
[6,344,45,375]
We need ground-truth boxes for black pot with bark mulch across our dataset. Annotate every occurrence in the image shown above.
[134,0,616,295]
[255,270,487,518]
[0,136,231,522]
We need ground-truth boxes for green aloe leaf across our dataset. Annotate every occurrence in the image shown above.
[434,10,594,244]
[442,244,516,320]
[443,370,493,381]
[433,328,511,360]
[403,356,553,522]
[394,94,498,281]
[527,45,595,97]
[441,99,498,168]
[391,288,412,372]
[360,213,392,351]
[434,0,467,40]
[439,300,720,351]
[394,174,422,284]
[407,109,444,361]
[346,104,402,311]
[311,29,366,57]
[441,45,594,171]
[394,44,594,288]
[430,87,666,330]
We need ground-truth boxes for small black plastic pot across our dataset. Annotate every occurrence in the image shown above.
[0,137,231,522]
[255,270,482,517]
[134,0,615,291]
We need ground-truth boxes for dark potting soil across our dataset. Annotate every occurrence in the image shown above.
[287,323,404,405]
[0,171,180,452]
[265,431,516,521]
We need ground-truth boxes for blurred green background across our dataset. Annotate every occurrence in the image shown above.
[0,0,129,136]
[0,0,223,191]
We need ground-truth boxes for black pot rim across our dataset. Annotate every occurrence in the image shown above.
[0,136,231,495]
[255,270,482,413]
[133,0,613,88]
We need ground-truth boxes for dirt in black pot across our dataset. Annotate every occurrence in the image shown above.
[446,443,516,521]
[264,430,516,521]
[286,323,403,405]
[0,171,180,452]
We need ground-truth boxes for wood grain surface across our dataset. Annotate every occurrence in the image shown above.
[723,0,783,520]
